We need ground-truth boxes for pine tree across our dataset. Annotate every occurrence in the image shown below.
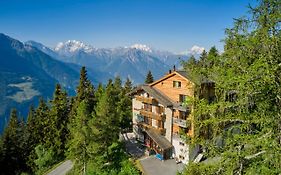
[48,84,69,157]
[35,98,50,145]
[1,109,25,174]
[124,78,133,94]
[145,70,154,84]
[113,76,122,92]
[76,66,95,106]
[94,83,104,101]
[69,66,95,127]
[88,81,121,170]
[67,101,92,174]
[118,78,133,131]
[183,55,197,76]
[67,67,96,174]
[25,105,38,171]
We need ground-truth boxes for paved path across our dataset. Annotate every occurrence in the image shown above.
[47,160,73,175]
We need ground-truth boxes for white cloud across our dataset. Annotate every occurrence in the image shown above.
[180,45,205,55]
[189,45,205,55]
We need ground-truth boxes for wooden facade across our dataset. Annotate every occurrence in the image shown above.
[151,73,195,102]
[131,70,215,163]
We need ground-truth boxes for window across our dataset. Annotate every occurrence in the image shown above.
[173,81,181,88]
[179,94,187,103]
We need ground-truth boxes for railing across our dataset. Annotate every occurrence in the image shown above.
[140,122,166,135]
[173,117,189,128]
[136,95,157,104]
[140,109,165,121]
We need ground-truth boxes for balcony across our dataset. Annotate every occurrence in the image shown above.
[140,122,166,135]
[136,95,157,104]
[173,117,191,128]
[140,109,165,121]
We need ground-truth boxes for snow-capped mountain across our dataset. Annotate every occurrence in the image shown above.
[54,40,95,56]
[130,44,153,52]
[28,40,190,84]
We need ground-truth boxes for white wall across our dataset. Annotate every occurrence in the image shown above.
[132,97,144,141]
[164,107,173,142]
[172,136,189,164]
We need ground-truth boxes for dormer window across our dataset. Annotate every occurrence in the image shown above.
[173,81,181,88]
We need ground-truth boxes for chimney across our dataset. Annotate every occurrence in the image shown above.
[173,65,176,71]
[169,69,171,74]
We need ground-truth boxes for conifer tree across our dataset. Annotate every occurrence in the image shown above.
[70,67,95,125]
[94,83,104,101]
[35,98,50,145]
[48,84,69,157]
[67,101,92,174]
[76,66,95,106]
[67,67,96,174]
[1,109,25,174]
[88,80,121,169]
[145,70,154,84]
[124,78,133,94]
[184,55,197,75]
[114,76,122,92]
[25,105,38,171]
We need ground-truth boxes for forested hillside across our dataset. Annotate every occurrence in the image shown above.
[0,67,139,175]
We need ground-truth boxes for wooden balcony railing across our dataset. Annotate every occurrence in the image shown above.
[173,117,191,128]
[140,109,165,121]
[140,122,166,135]
[136,95,157,104]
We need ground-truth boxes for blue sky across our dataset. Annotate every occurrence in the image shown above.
[0,0,256,53]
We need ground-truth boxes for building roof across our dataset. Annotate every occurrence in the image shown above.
[175,70,190,80]
[142,85,173,107]
[149,70,192,87]
[145,128,173,150]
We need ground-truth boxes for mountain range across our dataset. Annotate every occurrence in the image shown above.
[0,33,192,132]
[26,40,190,83]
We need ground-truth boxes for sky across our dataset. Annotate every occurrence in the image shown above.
[0,0,256,53]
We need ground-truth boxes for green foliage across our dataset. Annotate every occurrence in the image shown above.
[145,70,154,84]
[34,145,57,175]
[0,66,139,174]
[67,101,93,169]
[0,109,28,174]
[124,78,133,94]
[34,98,50,144]
[182,0,281,174]
[76,66,95,104]
[48,84,70,157]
